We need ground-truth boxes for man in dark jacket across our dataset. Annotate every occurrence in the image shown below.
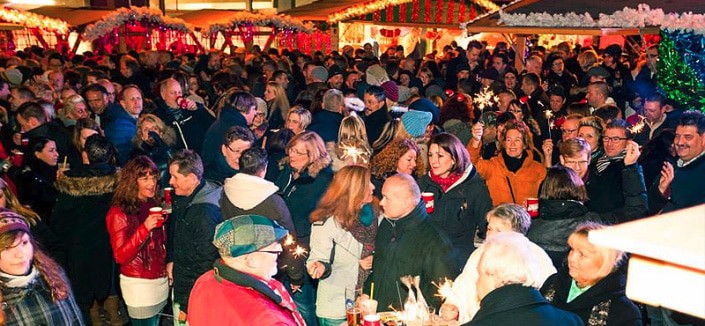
[104,85,141,166]
[201,91,256,170]
[166,149,223,323]
[365,174,457,310]
[307,89,345,143]
[219,147,304,289]
[469,232,582,326]
[51,135,120,325]
[363,85,391,146]
[154,78,214,154]
[16,101,73,164]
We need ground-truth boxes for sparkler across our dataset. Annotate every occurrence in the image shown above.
[628,115,647,134]
[283,234,295,247]
[340,144,368,164]
[292,245,308,259]
[473,88,499,111]
[544,109,554,138]
[433,278,457,304]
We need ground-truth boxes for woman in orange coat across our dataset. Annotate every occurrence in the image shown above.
[467,119,546,206]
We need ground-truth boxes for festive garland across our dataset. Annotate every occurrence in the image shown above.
[203,10,311,36]
[329,0,500,24]
[84,6,193,42]
[0,6,70,34]
[657,30,705,111]
[496,3,705,35]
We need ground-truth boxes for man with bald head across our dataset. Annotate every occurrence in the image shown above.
[364,174,457,311]
[154,78,214,154]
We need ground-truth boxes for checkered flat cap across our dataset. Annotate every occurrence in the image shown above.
[213,214,288,258]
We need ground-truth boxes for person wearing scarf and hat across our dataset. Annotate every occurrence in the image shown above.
[188,214,305,326]
[0,209,84,325]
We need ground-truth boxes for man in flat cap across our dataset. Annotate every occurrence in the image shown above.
[188,215,305,326]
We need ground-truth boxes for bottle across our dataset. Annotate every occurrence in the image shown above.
[163,187,173,214]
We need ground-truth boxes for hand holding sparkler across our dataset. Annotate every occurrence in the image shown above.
[307,261,325,279]
[628,115,647,134]
[623,141,640,166]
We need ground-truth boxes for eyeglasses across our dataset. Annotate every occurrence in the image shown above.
[563,160,589,166]
[258,250,283,255]
[289,148,308,156]
[602,136,627,142]
[226,143,245,154]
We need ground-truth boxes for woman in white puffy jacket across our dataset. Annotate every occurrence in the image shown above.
[306,165,380,326]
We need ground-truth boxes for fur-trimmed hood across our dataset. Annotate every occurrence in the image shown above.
[55,165,117,196]
[279,155,332,178]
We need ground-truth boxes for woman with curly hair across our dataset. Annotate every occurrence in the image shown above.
[370,139,424,198]
[106,156,168,326]
[307,165,380,325]
[132,114,177,186]
[438,93,475,145]
[0,208,84,325]
[264,81,290,130]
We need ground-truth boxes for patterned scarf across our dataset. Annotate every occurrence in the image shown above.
[346,209,378,289]
[264,278,307,326]
[595,150,625,174]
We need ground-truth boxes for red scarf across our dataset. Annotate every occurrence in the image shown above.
[264,278,306,326]
[430,170,463,192]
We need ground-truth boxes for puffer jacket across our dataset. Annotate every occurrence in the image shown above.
[106,200,167,279]
[417,164,493,269]
[468,144,546,206]
[526,199,602,268]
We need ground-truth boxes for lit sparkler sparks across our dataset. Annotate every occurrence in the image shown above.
[544,110,554,138]
[283,234,295,247]
[340,144,367,164]
[473,88,499,111]
[544,109,553,120]
[628,115,647,134]
[433,278,456,303]
[292,245,308,259]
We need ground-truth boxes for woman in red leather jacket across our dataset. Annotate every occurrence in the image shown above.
[106,156,168,326]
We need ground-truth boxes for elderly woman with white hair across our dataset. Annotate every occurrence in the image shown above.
[466,232,583,325]
[440,204,556,324]
[541,222,643,326]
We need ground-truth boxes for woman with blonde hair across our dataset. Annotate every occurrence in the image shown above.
[577,115,605,164]
[132,114,177,186]
[275,131,333,325]
[61,94,90,127]
[264,81,290,129]
[330,113,373,171]
[541,222,642,325]
[307,165,380,325]
[285,106,312,135]
[0,208,84,325]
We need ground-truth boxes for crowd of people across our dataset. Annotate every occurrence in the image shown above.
[0,36,702,326]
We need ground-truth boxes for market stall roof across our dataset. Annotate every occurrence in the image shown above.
[170,9,247,30]
[28,6,114,29]
[282,0,369,21]
[463,0,704,35]
[0,23,24,31]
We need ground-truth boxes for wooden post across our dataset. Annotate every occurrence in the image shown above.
[119,24,127,54]
[515,35,527,72]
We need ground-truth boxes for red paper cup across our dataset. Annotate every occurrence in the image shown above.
[11,153,23,167]
[150,207,165,227]
[421,192,435,214]
[526,197,539,218]
[20,138,28,147]
[362,314,381,326]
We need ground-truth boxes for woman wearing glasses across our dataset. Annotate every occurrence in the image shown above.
[275,131,333,326]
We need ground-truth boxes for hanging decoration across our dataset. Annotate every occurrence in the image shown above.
[84,6,191,41]
[331,0,494,27]
[203,10,310,36]
[0,7,69,34]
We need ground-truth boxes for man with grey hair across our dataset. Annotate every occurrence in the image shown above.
[154,78,214,154]
[468,232,582,325]
[441,204,556,323]
[166,149,223,324]
[308,89,345,143]
[364,174,457,311]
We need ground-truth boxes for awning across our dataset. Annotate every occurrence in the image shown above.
[28,6,114,30]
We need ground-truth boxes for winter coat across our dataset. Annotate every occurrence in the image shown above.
[275,162,333,244]
[363,106,391,146]
[466,284,583,326]
[364,201,458,310]
[0,268,85,326]
[23,121,72,164]
[106,200,167,279]
[417,165,493,269]
[103,107,137,166]
[219,173,304,285]
[542,268,642,326]
[527,199,602,268]
[153,99,214,154]
[650,153,705,213]
[167,180,223,312]
[585,160,648,223]
[188,260,303,326]
[52,163,117,305]
[468,145,547,206]
[14,161,58,223]
[201,108,248,170]
[308,110,344,143]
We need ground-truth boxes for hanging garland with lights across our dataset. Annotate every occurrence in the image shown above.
[0,7,70,34]
[84,6,192,42]
[328,0,499,24]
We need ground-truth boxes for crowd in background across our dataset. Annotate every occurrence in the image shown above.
[0,36,701,326]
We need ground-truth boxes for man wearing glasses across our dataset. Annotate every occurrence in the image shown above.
[188,214,305,326]
[585,120,648,223]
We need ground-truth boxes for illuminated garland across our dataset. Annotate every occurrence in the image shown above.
[0,6,70,34]
[204,10,311,36]
[84,6,193,41]
[657,30,705,111]
[329,0,500,24]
